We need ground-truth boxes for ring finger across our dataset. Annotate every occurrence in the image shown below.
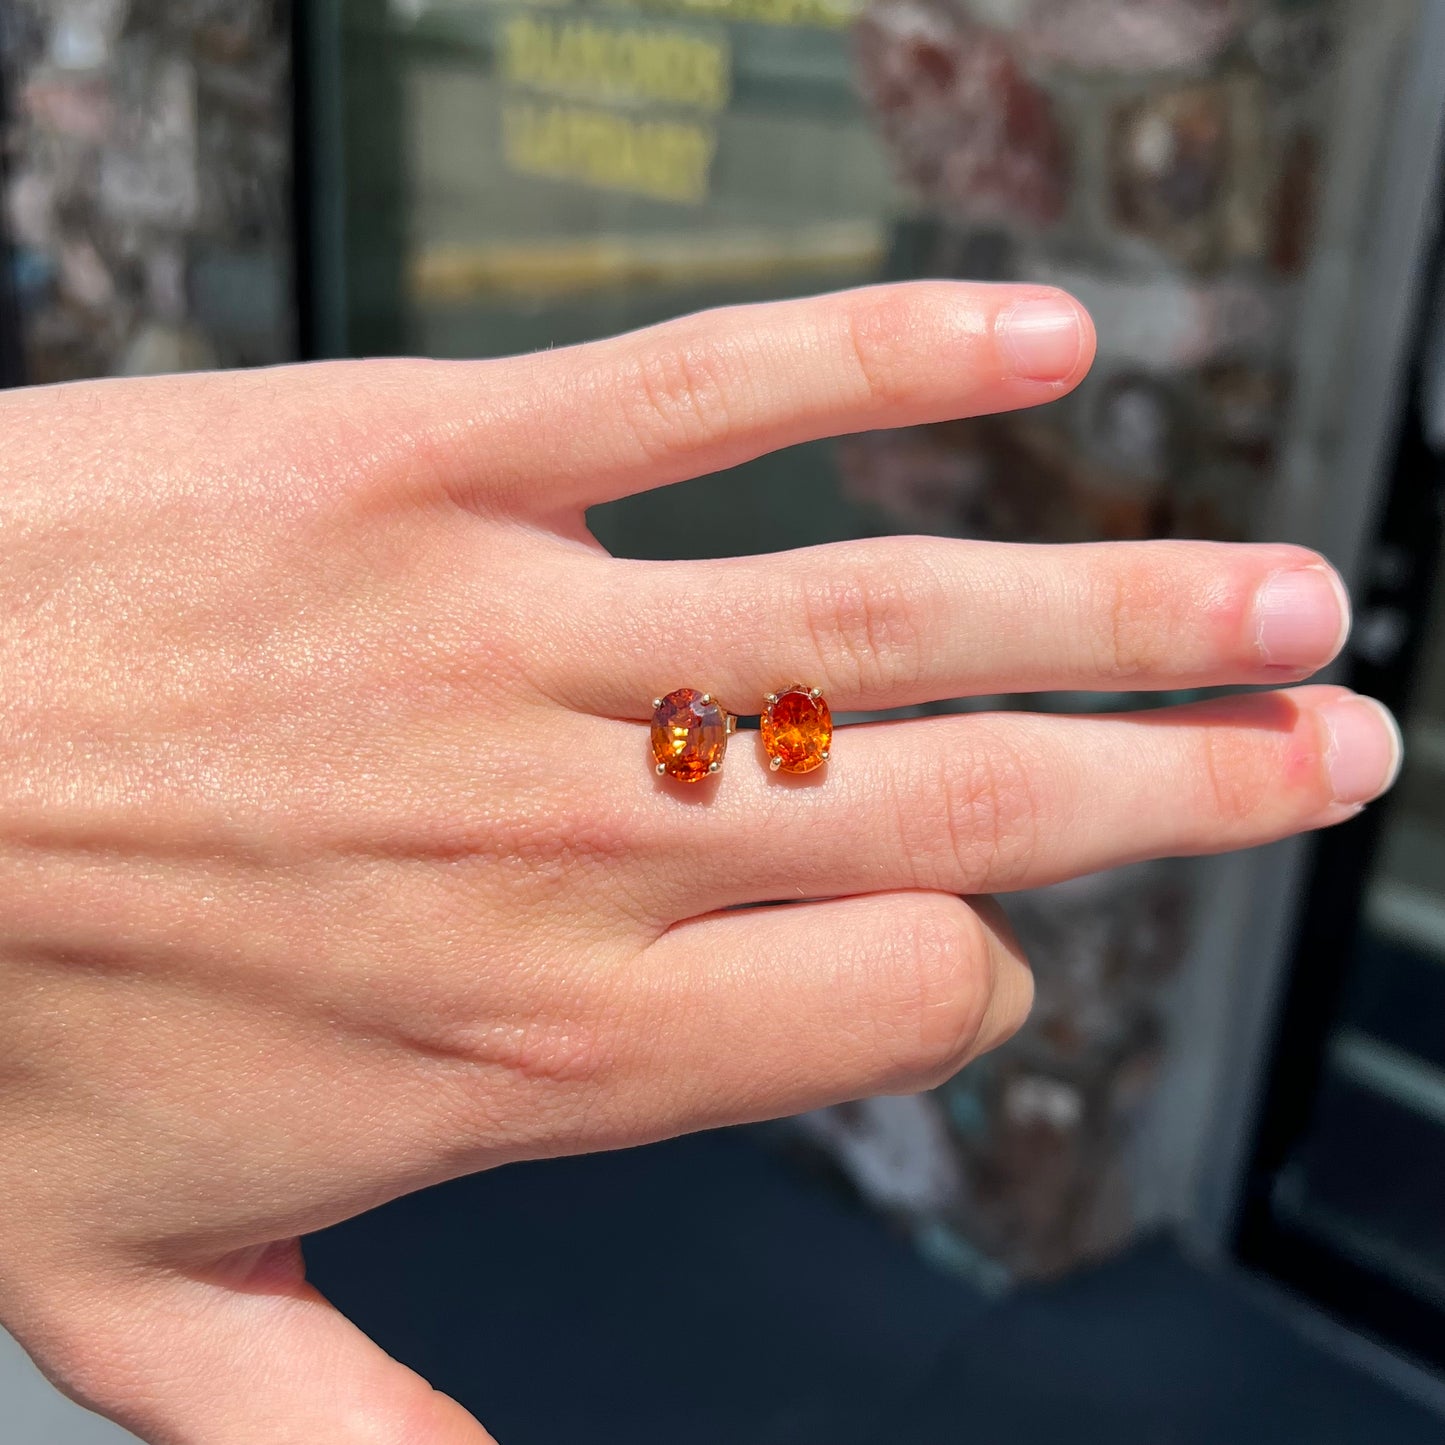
[611,684,1402,920]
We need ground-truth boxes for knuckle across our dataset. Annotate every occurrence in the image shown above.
[619,336,741,464]
[1196,725,1273,829]
[889,899,994,1089]
[1090,553,1177,681]
[910,731,1040,893]
[840,290,923,409]
[800,557,937,700]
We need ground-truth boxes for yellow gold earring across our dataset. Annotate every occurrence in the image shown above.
[650,688,737,783]
[761,686,831,774]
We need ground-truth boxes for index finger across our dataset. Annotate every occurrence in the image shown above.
[377,281,1095,515]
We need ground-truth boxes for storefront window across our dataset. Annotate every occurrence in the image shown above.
[311,0,1416,1287]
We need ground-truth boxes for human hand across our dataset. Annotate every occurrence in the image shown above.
[0,283,1398,1444]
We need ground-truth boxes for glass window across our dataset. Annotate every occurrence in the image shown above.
[314,0,1433,1298]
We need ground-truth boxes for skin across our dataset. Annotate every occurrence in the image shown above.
[0,282,1401,1444]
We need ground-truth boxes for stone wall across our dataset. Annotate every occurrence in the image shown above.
[1,0,293,383]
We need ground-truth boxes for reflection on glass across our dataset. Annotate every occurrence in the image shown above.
[333,0,1401,1285]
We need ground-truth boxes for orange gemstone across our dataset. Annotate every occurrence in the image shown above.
[761,686,831,774]
[651,687,728,783]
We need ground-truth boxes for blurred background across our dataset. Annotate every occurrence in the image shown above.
[2,1,1445,1441]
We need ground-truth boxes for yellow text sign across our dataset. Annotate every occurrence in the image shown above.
[601,0,862,30]
[500,14,730,111]
[502,100,717,202]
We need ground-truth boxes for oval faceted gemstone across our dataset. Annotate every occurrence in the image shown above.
[651,687,729,783]
[762,686,831,773]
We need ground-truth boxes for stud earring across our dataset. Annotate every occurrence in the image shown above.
[650,688,737,783]
[761,685,831,774]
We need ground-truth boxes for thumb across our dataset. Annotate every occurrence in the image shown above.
[47,1242,496,1445]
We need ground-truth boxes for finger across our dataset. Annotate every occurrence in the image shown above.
[322,282,1093,515]
[617,891,1032,1131]
[49,1246,496,1445]
[559,537,1351,715]
[615,685,1403,920]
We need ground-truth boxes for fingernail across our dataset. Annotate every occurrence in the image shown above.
[1320,696,1404,805]
[998,298,1084,381]
[1255,565,1351,668]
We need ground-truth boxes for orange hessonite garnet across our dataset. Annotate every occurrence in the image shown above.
[761,686,831,774]
[651,687,729,783]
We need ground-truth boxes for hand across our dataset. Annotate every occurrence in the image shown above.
[0,283,1398,1444]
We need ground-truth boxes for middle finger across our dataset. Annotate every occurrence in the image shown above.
[560,537,1349,716]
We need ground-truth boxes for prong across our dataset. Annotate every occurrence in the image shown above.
[810,687,822,699]
[820,750,830,762]
[701,693,712,705]
[769,756,782,771]
[652,698,663,710]
[764,693,777,706]
[708,760,721,774]
[656,762,667,776]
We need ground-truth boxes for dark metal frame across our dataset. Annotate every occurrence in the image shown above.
[1236,234,1445,1374]
[0,49,25,389]
[291,0,320,363]
[292,0,408,362]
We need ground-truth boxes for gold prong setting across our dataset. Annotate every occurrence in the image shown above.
[649,687,734,783]
[761,684,832,775]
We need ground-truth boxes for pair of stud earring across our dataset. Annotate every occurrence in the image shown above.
[650,685,832,783]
